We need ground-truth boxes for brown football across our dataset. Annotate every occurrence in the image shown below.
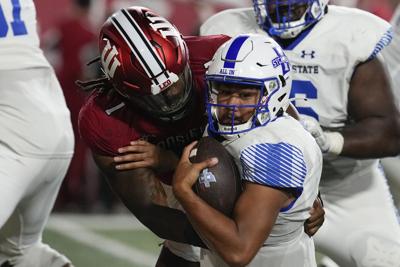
[190,136,242,217]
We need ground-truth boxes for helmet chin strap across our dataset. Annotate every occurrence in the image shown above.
[211,93,272,138]
[218,119,253,134]
[216,111,270,140]
[217,121,251,140]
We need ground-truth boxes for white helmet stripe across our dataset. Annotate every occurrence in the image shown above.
[111,9,168,86]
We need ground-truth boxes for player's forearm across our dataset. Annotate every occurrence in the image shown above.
[174,187,253,267]
[341,116,400,158]
[105,172,207,247]
[93,154,207,247]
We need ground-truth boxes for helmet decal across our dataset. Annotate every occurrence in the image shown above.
[101,39,121,79]
[223,35,250,69]
[272,47,290,76]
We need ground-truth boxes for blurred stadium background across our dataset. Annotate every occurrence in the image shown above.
[34,0,397,266]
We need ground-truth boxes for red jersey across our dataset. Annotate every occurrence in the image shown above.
[78,35,229,183]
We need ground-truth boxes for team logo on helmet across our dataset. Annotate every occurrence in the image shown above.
[101,38,121,79]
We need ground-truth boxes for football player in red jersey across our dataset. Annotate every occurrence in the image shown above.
[78,6,324,266]
[78,6,229,266]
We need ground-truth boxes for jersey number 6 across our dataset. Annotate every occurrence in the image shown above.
[290,80,319,121]
[0,0,27,38]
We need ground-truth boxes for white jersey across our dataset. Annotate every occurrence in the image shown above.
[0,68,74,158]
[201,5,392,188]
[0,0,50,70]
[203,116,322,267]
[382,4,400,106]
[0,0,72,157]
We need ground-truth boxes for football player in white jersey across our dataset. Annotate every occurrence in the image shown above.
[200,1,400,267]
[0,0,74,266]
[172,34,322,267]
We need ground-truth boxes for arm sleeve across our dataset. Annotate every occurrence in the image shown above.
[239,142,307,191]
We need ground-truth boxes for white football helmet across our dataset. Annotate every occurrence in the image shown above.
[205,34,292,136]
[253,0,329,39]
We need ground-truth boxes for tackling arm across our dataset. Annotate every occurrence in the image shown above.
[92,152,206,248]
[113,140,180,172]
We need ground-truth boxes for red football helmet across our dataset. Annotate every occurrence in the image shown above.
[99,6,192,121]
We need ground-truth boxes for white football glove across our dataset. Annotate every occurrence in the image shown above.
[300,117,344,156]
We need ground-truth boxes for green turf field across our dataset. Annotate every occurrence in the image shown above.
[43,214,331,267]
[44,214,162,267]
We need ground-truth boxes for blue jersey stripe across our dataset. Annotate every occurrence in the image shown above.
[223,35,249,69]
[241,155,303,187]
[245,146,292,179]
[281,142,304,157]
[240,142,307,188]
[368,28,393,60]
[266,143,305,170]
[267,145,306,177]
[241,157,295,187]
[245,149,303,186]
[247,144,306,179]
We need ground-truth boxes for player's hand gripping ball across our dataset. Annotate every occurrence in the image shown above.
[190,137,242,216]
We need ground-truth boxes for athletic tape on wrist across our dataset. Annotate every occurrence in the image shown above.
[325,132,344,155]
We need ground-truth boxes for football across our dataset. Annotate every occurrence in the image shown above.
[190,136,242,216]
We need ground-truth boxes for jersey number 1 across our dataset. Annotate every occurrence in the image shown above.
[0,0,27,38]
